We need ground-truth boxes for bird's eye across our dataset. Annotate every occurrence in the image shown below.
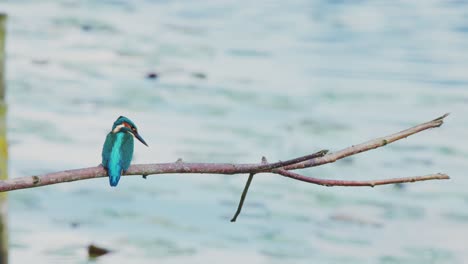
[132,127,136,132]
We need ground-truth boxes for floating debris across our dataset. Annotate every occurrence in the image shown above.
[70,221,80,229]
[146,72,158,79]
[81,24,92,31]
[88,244,111,259]
[192,72,207,79]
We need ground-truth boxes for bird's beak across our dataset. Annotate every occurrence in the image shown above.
[134,132,148,147]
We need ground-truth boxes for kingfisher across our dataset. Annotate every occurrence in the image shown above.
[101,116,148,187]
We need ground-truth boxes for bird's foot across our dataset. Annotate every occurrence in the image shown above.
[98,164,108,175]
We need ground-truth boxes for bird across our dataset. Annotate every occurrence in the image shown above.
[101,116,148,187]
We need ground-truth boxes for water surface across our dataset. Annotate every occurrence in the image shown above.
[2,0,468,263]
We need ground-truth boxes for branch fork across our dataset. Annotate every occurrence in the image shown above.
[0,114,451,221]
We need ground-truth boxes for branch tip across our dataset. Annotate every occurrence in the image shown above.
[277,169,449,187]
[231,172,256,222]
[432,113,450,126]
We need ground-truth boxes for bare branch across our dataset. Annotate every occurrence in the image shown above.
[248,149,328,172]
[283,113,450,170]
[0,114,450,194]
[0,150,328,192]
[231,156,269,222]
[276,169,450,187]
[230,173,255,222]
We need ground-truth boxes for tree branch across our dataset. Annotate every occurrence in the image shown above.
[0,114,450,196]
[276,169,449,187]
[283,113,449,170]
[230,156,271,222]
[230,173,255,222]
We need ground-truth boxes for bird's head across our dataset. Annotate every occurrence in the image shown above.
[111,116,148,146]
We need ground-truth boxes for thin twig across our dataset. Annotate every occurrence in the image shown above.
[230,173,255,222]
[276,169,449,187]
[249,149,328,173]
[230,156,270,222]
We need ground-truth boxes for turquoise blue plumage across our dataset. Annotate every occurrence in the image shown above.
[101,116,148,187]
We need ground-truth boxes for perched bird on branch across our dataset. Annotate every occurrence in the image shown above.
[101,116,148,187]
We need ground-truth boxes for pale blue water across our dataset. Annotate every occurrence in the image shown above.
[2,0,468,263]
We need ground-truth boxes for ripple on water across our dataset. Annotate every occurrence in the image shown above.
[379,247,457,264]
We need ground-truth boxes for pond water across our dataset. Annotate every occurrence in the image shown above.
[2,0,468,263]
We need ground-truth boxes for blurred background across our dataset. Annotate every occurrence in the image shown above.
[1,0,467,263]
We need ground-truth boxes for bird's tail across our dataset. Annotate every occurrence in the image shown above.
[108,168,122,187]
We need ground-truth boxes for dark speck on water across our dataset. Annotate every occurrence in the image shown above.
[31,59,49,65]
[146,72,158,79]
[81,24,92,31]
[192,72,207,79]
[88,244,111,259]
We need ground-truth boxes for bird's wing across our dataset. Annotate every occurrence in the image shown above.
[119,133,134,172]
[101,132,115,167]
